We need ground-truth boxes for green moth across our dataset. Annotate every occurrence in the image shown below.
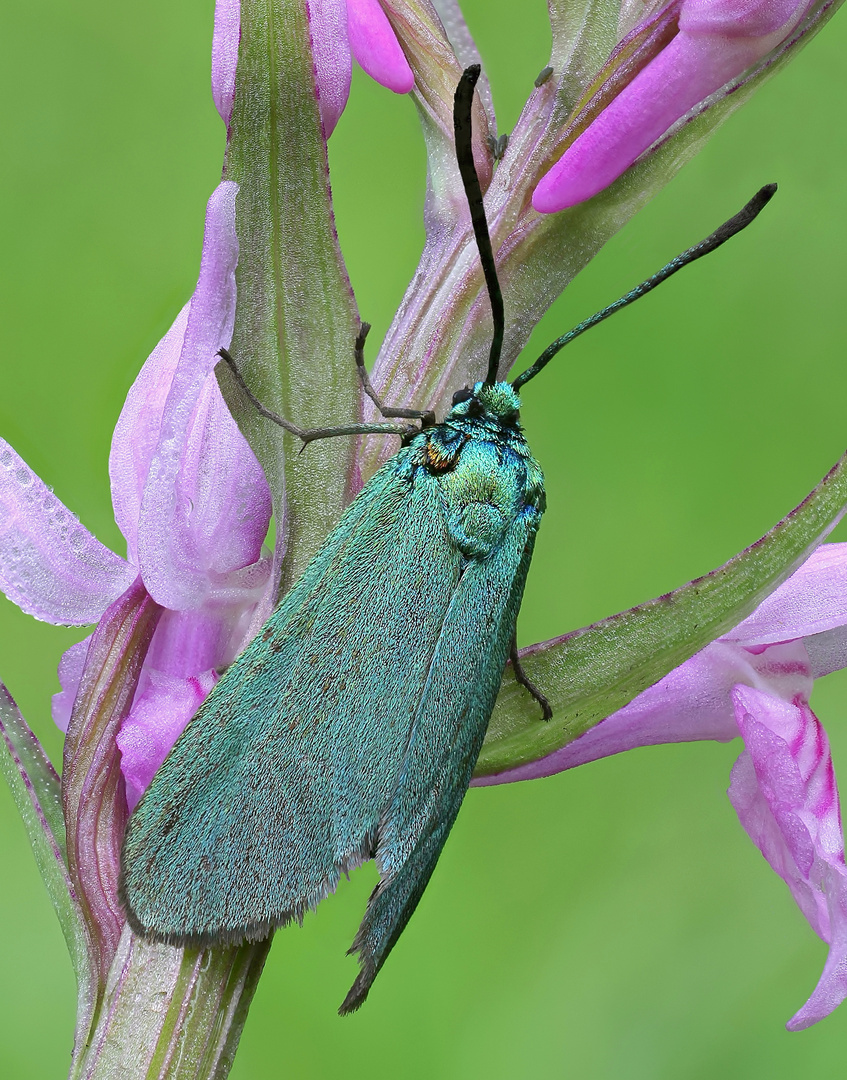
[120,66,775,1013]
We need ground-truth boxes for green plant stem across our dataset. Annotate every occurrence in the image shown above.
[70,930,272,1080]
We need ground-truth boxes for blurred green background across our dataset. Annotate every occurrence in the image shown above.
[2,1,847,1076]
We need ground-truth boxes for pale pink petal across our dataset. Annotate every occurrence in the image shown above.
[116,669,219,811]
[729,686,847,1029]
[135,181,272,611]
[144,587,270,679]
[787,860,847,1031]
[109,303,189,564]
[51,636,92,733]
[308,0,352,138]
[474,639,812,786]
[805,627,847,681]
[0,439,135,625]
[348,0,414,94]
[212,0,241,127]
[728,543,847,646]
[161,371,272,581]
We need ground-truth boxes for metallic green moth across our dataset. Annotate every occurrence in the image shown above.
[120,67,775,1014]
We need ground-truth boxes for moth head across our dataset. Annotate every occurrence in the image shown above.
[448,381,521,425]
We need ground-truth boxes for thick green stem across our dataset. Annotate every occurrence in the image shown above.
[70,929,271,1080]
[221,0,361,591]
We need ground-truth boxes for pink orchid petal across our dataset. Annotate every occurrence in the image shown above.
[475,639,812,786]
[788,880,847,1030]
[109,303,190,563]
[308,0,352,138]
[116,668,218,811]
[136,181,272,611]
[164,371,272,579]
[805,627,847,681]
[51,636,92,733]
[729,686,847,1029]
[727,543,847,646]
[0,439,135,625]
[348,0,414,94]
[144,586,270,678]
[212,0,241,127]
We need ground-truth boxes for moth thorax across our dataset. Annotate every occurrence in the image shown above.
[476,381,521,418]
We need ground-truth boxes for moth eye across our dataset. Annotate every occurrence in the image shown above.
[452,387,473,406]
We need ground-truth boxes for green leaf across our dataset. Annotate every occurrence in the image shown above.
[221,0,361,591]
[477,449,847,777]
[0,684,95,1047]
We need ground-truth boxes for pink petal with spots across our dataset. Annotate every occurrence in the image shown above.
[729,685,847,1030]
[0,439,135,625]
[116,668,219,811]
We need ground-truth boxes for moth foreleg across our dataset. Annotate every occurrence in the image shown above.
[354,323,436,428]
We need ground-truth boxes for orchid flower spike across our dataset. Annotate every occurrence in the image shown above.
[310,0,415,137]
[533,0,813,212]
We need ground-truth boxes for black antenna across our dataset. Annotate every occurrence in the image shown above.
[454,65,504,386]
[513,183,777,391]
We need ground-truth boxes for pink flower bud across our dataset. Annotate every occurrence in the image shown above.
[533,0,811,213]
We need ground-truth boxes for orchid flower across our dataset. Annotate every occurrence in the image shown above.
[533,0,816,212]
[1,180,274,808]
[3,0,847,1075]
[477,543,847,1030]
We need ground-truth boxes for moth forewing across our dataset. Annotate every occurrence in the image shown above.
[121,386,545,1014]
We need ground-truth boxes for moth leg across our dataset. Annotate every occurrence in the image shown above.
[510,635,552,721]
[217,348,417,445]
[355,323,436,428]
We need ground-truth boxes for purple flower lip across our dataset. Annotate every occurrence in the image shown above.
[533,0,812,213]
[477,542,847,1029]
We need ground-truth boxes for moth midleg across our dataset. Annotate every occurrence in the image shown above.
[509,635,552,721]
[354,323,436,428]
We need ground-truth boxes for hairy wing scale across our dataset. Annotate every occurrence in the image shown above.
[122,454,463,943]
[341,508,540,1012]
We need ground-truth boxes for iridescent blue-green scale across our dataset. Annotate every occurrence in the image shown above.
[122,459,462,942]
[342,386,545,1011]
[120,381,546,1013]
